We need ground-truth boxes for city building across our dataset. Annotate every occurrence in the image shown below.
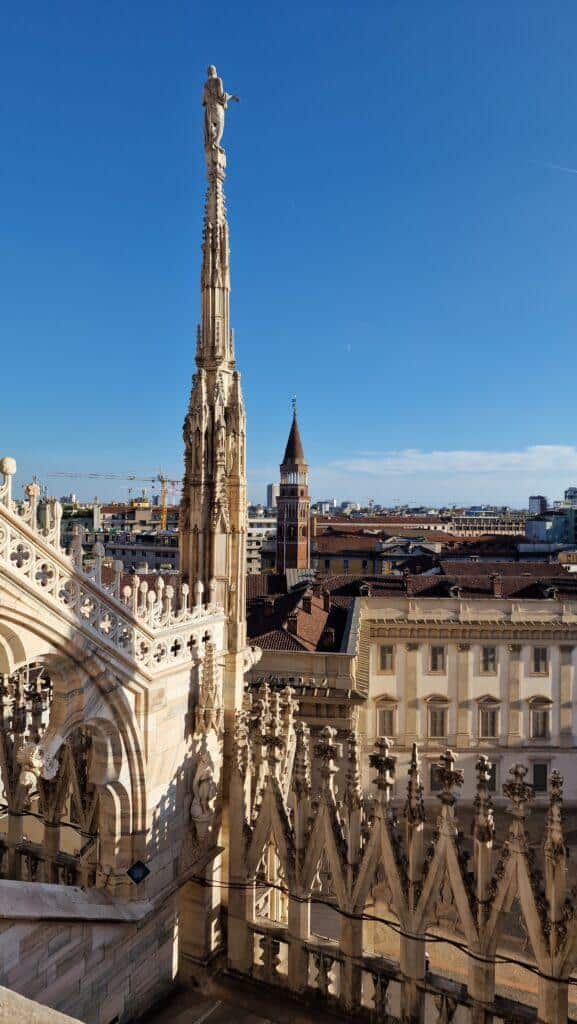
[311,526,438,576]
[359,569,577,802]
[97,531,179,572]
[529,494,548,515]
[525,508,577,546]
[246,507,277,574]
[565,486,577,507]
[266,482,279,508]
[60,500,102,540]
[275,407,310,573]
[313,509,527,537]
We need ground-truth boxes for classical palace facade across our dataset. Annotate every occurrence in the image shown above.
[360,583,577,803]
[3,66,577,1024]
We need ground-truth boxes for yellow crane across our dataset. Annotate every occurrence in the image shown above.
[46,471,182,531]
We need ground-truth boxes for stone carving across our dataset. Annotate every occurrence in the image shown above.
[14,741,59,811]
[230,695,577,1023]
[191,751,218,824]
[0,460,220,675]
[16,742,59,783]
[202,65,239,151]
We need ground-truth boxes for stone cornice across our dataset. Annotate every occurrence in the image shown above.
[369,620,577,641]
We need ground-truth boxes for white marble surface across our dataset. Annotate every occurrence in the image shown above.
[0,879,152,922]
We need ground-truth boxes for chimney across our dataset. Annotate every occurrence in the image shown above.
[287,613,298,635]
[322,590,331,612]
[302,594,312,614]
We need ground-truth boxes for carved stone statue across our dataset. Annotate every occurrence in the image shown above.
[202,65,239,151]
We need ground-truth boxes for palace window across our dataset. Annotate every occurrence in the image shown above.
[479,701,499,739]
[379,645,395,672]
[481,646,497,673]
[343,559,349,572]
[429,645,446,673]
[530,698,551,740]
[532,646,548,674]
[376,702,396,737]
[427,698,448,739]
[430,764,443,792]
[533,762,548,793]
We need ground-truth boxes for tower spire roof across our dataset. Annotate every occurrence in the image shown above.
[282,409,306,466]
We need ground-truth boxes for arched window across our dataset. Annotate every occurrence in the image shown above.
[375,696,398,738]
[476,695,501,739]
[528,696,552,740]
[425,694,450,739]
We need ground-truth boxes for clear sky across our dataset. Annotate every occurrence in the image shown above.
[3,1,577,507]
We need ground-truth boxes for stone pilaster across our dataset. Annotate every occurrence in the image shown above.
[559,645,574,746]
[506,644,522,745]
[456,643,471,747]
[403,643,419,745]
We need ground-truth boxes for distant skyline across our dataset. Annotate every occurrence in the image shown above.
[3,3,577,506]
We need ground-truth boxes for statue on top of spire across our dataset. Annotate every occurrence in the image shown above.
[202,65,239,152]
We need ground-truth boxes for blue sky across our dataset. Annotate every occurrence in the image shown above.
[3,2,577,507]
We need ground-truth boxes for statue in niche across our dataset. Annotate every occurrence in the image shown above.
[203,65,239,151]
[215,417,226,459]
[190,752,218,842]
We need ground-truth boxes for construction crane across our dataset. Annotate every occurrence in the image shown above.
[46,471,182,531]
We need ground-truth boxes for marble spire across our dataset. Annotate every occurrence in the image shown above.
[180,66,246,659]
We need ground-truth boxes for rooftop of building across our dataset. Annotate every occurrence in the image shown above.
[246,572,354,653]
[246,562,577,651]
[312,526,441,555]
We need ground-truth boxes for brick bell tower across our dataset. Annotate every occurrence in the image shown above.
[276,401,310,572]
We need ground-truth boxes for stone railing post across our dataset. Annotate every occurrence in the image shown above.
[92,541,105,587]
[0,456,17,508]
[288,896,310,993]
[112,559,123,599]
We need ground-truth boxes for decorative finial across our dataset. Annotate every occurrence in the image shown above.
[314,725,341,794]
[344,732,363,812]
[545,769,566,862]
[404,742,425,824]
[503,763,533,820]
[293,721,311,798]
[202,65,239,152]
[291,395,297,417]
[474,755,495,843]
[435,749,464,808]
[369,737,396,809]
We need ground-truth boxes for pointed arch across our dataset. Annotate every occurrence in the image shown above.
[302,801,347,908]
[414,836,478,947]
[353,818,408,925]
[247,780,295,888]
